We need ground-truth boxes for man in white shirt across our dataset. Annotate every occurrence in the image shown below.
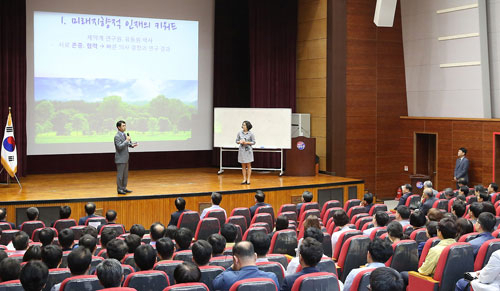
[330,210,351,254]
[455,249,500,291]
[200,192,227,220]
[395,205,410,227]
[363,212,389,237]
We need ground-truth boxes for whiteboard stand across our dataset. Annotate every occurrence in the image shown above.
[217,147,285,176]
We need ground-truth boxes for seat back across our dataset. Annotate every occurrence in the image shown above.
[418,237,440,268]
[347,206,367,219]
[269,230,297,256]
[432,199,449,211]
[154,260,183,287]
[229,278,277,291]
[406,195,421,209]
[350,268,375,291]
[100,224,126,236]
[368,204,387,216]
[53,219,77,233]
[493,229,500,238]
[291,272,340,291]
[230,208,251,228]
[194,218,220,241]
[385,240,418,272]
[280,211,297,223]
[256,262,284,287]
[299,202,320,216]
[226,216,247,234]
[177,211,200,233]
[250,222,271,234]
[242,227,267,241]
[266,254,289,269]
[278,204,297,215]
[100,288,137,291]
[474,239,500,271]
[255,206,275,227]
[85,216,107,227]
[466,195,477,204]
[350,213,370,225]
[0,230,19,245]
[123,270,169,291]
[322,232,333,258]
[60,275,101,291]
[458,232,480,242]
[409,228,428,245]
[355,217,373,231]
[333,230,363,260]
[433,243,474,291]
[20,221,45,238]
[122,254,138,271]
[43,268,71,291]
[298,209,321,230]
[315,257,338,276]
[205,209,226,229]
[173,250,193,262]
[344,199,361,212]
[69,226,86,241]
[0,222,12,230]
[32,227,58,242]
[199,265,224,291]
[447,197,457,212]
[208,255,233,269]
[91,256,104,269]
[320,200,341,219]
[369,227,387,240]
[250,214,273,233]
[337,235,370,281]
[0,280,23,291]
[164,283,209,291]
[323,208,343,225]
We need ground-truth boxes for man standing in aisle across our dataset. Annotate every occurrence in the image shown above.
[115,120,137,195]
[454,147,469,189]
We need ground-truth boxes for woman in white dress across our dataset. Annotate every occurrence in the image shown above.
[236,121,255,184]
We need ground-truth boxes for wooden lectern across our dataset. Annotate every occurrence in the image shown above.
[286,137,316,176]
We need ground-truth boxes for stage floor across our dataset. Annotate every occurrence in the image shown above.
[0,168,363,204]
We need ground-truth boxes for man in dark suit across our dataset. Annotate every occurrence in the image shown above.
[78,203,98,225]
[0,208,16,229]
[281,237,323,291]
[168,197,190,226]
[249,190,271,218]
[114,120,137,195]
[454,147,469,189]
[296,191,313,217]
[418,188,437,216]
[395,184,412,209]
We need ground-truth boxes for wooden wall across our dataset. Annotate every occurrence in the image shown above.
[400,117,500,190]
[297,0,327,171]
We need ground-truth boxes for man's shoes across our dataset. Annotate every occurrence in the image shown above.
[124,189,133,193]
[117,190,127,195]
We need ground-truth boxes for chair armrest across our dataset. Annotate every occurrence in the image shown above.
[408,271,439,291]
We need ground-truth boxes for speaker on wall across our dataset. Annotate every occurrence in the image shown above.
[374,0,397,27]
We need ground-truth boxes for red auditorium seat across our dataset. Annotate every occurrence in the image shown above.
[405,195,421,209]
[280,211,297,223]
[269,229,297,256]
[458,232,480,242]
[229,278,278,291]
[474,239,500,271]
[172,250,193,262]
[355,216,373,230]
[226,215,247,234]
[256,261,285,287]
[332,230,362,260]
[20,220,45,238]
[199,265,225,291]
[323,207,343,225]
[0,280,23,290]
[44,268,71,291]
[0,222,12,230]
[69,225,86,240]
[432,199,449,211]
[418,237,440,268]
[208,255,233,269]
[164,283,209,291]
[344,199,361,212]
[368,204,387,215]
[385,240,418,272]
[242,227,267,241]
[85,216,107,227]
[266,254,289,269]
[493,228,500,238]
[230,208,252,227]
[360,222,374,232]
[60,275,101,291]
[250,213,273,233]
[350,268,375,291]
[322,232,333,258]
[447,197,456,212]
[291,272,340,291]
[31,227,58,242]
[466,195,477,204]
[250,222,271,233]
[101,288,137,291]
[177,211,200,234]
[369,227,387,240]
[320,200,341,219]
[154,260,183,286]
[194,217,220,241]
[255,205,275,226]
[99,224,126,236]
[347,206,367,219]
[337,235,370,281]
[298,209,321,227]
[409,228,428,244]
[299,202,320,217]
[122,253,138,271]
[53,219,77,233]
[408,243,474,291]
[123,270,169,291]
[278,204,297,215]
[491,192,499,204]
[205,209,226,228]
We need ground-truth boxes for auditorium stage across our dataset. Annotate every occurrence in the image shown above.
[0,168,364,229]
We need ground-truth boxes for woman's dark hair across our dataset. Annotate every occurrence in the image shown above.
[242,120,252,131]
[455,218,473,239]
[275,215,288,231]
[332,210,349,227]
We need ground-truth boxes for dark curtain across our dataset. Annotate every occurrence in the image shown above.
[249,0,297,168]
[0,0,27,180]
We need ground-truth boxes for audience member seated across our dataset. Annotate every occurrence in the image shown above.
[330,209,351,252]
[418,188,437,216]
[82,226,98,238]
[249,190,271,218]
[287,227,325,276]
[23,245,42,262]
[200,192,227,220]
[101,227,118,252]
[456,217,474,239]
[298,215,321,247]
[459,185,469,197]
[19,207,40,230]
[395,206,410,227]
[469,212,496,256]
[52,206,72,227]
[455,249,500,291]
[79,234,98,254]
[442,212,456,221]
[0,207,15,229]
[443,188,455,200]
[150,222,166,247]
[451,199,466,218]
[134,244,157,271]
[478,190,490,202]
[107,239,129,262]
[78,202,98,225]
[275,216,289,232]
[248,232,285,273]
[41,245,63,269]
[192,240,212,267]
[156,237,175,261]
[97,210,123,233]
[386,221,404,244]
[344,238,394,291]
[0,250,7,263]
[169,197,190,226]
[469,202,483,224]
[395,184,413,209]
[58,228,75,251]
[39,227,55,247]
[129,224,146,239]
[457,178,468,189]
[281,237,324,291]
[174,262,201,284]
[20,260,48,291]
[370,267,404,291]
[427,208,443,222]
[175,227,193,251]
[50,246,92,291]
[363,211,389,237]
[165,225,177,240]
[296,191,313,217]
[208,233,226,257]
[96,259,123,289]
[481,202,496,216]
[0,257,21,282]
[417,221,437,257]
[10,231,30,254]
[488,182,498,195]
[212,241,279,291]
[360,193,374,213]
[125,234,141,254]
[221,223,238,248]
[408,210,426,231]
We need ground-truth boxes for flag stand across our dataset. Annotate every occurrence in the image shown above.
[0,168,22,189]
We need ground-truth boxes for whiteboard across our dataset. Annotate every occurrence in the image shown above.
[214,108,292,149]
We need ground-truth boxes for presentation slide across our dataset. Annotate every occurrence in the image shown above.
[26,0,214,155]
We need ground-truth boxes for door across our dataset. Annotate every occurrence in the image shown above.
[414,133,438,188]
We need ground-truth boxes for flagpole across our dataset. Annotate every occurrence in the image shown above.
[0,106,21,189]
